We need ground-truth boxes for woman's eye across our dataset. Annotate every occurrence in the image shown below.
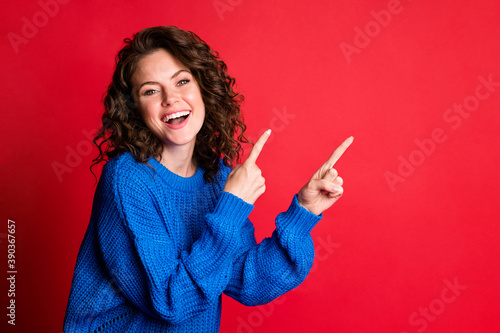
[177,79,190,86]
[143,90,157,96]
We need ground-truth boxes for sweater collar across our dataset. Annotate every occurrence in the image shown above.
[147,157,206,192]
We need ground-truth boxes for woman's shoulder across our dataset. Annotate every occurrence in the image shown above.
[103,151,147,171]
[100,152,156,188]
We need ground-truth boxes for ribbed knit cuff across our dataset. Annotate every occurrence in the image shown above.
[275,195,322,237]
[212,191,254,228]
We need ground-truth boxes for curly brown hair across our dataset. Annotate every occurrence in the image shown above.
[91,26,250,182]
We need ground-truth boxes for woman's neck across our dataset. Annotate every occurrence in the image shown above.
[158,143,197,178]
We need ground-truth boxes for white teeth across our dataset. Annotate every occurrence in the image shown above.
[163,111,190,122]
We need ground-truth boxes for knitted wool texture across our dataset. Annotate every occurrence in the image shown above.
[64,152,321,332]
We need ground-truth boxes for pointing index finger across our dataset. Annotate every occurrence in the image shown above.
[325,136,354,168]
[245,129,271,165]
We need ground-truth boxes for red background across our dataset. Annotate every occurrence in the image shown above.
[2,0,500,332]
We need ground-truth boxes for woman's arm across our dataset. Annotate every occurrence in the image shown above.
[95,158,252,325]
[224,195,321,305]
[222,135,353,305]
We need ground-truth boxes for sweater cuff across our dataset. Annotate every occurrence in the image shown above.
[275,195,322,237]
[212,191,254,227]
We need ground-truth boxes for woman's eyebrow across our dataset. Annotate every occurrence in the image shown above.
[137,81,160,91]
[136,70,191,92]
[171,69,191,79]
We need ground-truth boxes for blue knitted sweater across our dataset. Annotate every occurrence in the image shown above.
[64,152,321,332]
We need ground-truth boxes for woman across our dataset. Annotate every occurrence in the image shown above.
[64,25,353,332]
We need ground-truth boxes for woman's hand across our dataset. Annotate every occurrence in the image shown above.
[298,136,354,216]
[223,130,271,205]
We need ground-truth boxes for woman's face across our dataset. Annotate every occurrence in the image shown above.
[131,49,205,151]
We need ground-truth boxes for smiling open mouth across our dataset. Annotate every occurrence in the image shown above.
[162,111,191,125]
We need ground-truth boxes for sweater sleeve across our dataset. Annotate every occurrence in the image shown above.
[223,194,322,306]
[95,161,253,325]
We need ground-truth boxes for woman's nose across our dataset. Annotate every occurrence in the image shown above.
[162,91,179,106]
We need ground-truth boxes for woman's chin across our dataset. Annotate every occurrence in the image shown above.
[162,136,197,149]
